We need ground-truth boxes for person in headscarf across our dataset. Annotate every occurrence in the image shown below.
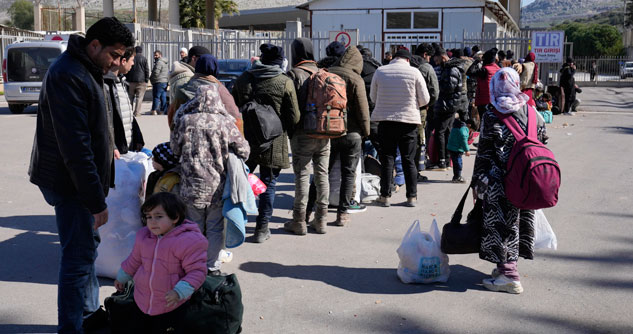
[232,43,300,242]
[518,52,538,107]
[317,41,345,68]
[171,54,242,132]
[471,67,546,295]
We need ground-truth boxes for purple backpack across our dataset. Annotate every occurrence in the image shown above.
[494,106,560,210]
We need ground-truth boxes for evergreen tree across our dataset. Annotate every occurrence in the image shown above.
[180,0,238,29]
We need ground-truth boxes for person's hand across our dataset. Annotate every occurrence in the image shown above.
[114,149,121,160]
[465,151,471,157]
[165,290,180,308]
[93,208,109,230]
[114,280,125,292]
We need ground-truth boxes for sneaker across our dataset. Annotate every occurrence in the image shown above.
[375,196,390,207]
[482,275,523,294]
[405,197,417,207]
[208,269,223,276]
[452,176,467,183]
[347,200,367,213]
[417,174,429,182]
[151,110,158,115]
[563,112,575,116]
[219,249,233,263]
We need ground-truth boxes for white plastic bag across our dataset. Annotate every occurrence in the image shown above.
[360,173,380,203]
[534,209,557,250]
[96,152,153,279]
[396,219,450,284]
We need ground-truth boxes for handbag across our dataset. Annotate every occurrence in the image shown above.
[440,186,483,254]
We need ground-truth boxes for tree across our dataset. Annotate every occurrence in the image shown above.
[552,22,624,57]
[6,0,34,30]
[180,0,238,29]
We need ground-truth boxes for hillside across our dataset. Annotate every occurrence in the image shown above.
[521,0,623,28]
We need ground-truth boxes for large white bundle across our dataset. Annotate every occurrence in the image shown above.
[96,152,154,279]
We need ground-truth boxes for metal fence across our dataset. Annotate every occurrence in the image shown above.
[572,56,633,83]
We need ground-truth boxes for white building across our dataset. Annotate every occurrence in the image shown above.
[300,0,521,54]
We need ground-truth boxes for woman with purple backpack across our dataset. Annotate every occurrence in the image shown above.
[472,67,547,294]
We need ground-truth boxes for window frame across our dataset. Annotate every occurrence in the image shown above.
[384,9,442,32]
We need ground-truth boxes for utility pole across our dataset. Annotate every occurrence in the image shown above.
[206,0,215,30]
[133,0,137,23]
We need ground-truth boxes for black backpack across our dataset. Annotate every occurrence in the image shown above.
[241,100,283,154]
[240,75,283,154]
[105,274,244,334]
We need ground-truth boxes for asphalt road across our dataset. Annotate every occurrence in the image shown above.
[0,87,632,334]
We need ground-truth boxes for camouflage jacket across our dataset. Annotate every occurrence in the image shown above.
[171,84,250,209]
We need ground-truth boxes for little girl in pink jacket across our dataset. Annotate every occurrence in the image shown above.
[114,192,208,331]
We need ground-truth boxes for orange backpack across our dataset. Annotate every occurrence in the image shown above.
[297,66,347,139]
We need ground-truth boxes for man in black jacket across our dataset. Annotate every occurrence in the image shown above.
[430,47,469,170]
[28,17,134,334]
[126,45,150,116]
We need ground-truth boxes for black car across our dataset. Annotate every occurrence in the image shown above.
[217,59,252,92]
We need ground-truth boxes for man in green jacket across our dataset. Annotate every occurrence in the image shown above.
[324,46,370,226]
[232,44,300,242]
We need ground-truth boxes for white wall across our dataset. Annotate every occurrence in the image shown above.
[311,10,382,59]
[308,0,484,10]
[442,8,483,42]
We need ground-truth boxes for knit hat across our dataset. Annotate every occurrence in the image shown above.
[463,47,472,57]
[180,47,188,54]
[260,43,285,67]
[325,41,345,57]
[152,142,179,170]
[394,48,412,60]
[483,49,497,64]
[195,54,219,77]
[188,46,210,58]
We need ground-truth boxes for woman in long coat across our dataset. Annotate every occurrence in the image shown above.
[472,67,546,294]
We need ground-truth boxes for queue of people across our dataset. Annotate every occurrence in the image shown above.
[29,16,556,333]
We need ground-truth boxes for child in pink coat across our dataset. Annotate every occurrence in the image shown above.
[114,192,208,333]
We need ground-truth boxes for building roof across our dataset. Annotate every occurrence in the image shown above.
[485,0,520,33]
[233,0,305,10]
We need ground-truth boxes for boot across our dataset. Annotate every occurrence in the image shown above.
[253,221,271,243]
[309,207,328,234]
[283,209,307,235]
[335,212,350,226]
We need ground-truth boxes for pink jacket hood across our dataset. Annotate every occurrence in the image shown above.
[121,220,208,315]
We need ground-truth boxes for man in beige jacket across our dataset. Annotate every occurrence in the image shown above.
[370,48,430,207]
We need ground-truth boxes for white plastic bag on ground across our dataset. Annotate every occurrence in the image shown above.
[397,219,450,284]
[96,152,153,279]
[534,209,557,250]
[360,173,380,203]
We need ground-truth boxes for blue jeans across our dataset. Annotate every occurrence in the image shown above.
[40,187,100,334]
[450,151,463,178]
[151,82,167,113]
[248,164,281,226]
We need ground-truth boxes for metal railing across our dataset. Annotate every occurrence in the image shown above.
[572,56,633,83]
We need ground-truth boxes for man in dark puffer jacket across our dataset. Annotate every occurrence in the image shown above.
[431,47,469,170]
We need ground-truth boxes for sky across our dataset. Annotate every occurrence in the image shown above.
[522,0,537,6]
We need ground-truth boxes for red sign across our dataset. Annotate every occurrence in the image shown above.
[335,31,352,47]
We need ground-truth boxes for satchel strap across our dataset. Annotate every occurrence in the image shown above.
[450,186,472,226]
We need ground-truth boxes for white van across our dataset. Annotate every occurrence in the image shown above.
[2,39,67,113]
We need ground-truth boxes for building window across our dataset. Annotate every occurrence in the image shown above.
[413,12,439,29]
[384,9,441,32]
[386,12,411,29]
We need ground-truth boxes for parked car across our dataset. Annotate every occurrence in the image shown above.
[217,59,252,92]
[620,61,633,79]
[2,39,67,113]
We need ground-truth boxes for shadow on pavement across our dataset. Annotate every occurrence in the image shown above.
[0,215,59,284]
[0,324,57,333]
[508,310,633,334]
[604,127,633,135]
[239,262,487,294]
